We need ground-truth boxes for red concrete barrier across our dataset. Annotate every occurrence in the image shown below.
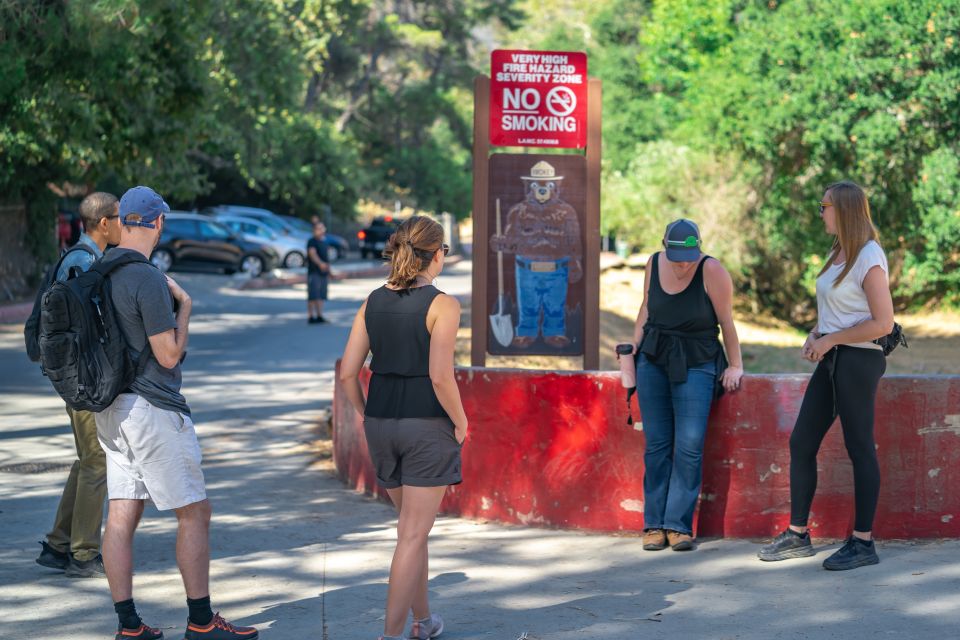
[333,364,960,539]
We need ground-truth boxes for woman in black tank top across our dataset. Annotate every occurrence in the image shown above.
[339,216,467,640]
[627,219,743,552]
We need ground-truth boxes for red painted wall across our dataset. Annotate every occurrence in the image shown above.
[333,364,960,539]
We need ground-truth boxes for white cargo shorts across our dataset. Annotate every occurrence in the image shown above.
[95,393,206,511]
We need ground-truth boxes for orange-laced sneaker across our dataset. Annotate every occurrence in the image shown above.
[183,613,258,640]
[115,623,164,640]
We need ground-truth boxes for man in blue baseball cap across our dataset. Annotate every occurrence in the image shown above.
[118,185,170,230]
[94,186,259,640]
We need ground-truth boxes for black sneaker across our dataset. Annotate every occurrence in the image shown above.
[758,528,815,561]
[183,612,258,639]
[36,540,70,571]
[308,317,320,324]
[65,553,106,578]
[115,622,164,639]
[316,315,329,323]
[822,536,879,571]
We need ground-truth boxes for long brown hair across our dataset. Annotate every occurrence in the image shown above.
[383,216,445,288]
[817,180,880,286]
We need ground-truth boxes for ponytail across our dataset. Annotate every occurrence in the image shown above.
[383,216,445,289]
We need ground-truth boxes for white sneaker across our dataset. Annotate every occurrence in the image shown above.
[408,613,444,639]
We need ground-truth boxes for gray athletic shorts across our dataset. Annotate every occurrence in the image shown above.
[307,273,328,300]
[363,416,462,489]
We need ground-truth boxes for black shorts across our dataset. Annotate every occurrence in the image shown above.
[362,416,462,489]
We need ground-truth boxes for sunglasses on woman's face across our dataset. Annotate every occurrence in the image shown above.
[819,201,833,215]
[440,243,450,256]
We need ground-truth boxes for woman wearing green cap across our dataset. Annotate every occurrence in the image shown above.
[627,218,743,551]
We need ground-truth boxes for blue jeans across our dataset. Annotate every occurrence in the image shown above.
[636,353,716,535]
[515,260,569,338]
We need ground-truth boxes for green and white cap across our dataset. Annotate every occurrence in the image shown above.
[663,218,701,262]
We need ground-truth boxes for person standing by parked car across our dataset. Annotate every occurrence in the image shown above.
[628,219,744,552]
[35,192,122,579]
[307,222,330,324]
[758,181,894,570]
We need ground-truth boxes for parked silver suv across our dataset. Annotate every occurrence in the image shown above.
[213,214,307,268]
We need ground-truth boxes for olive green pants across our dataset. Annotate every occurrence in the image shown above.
[45,407,107,562]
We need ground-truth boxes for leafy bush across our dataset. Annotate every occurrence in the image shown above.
[591,0,960,321]
[602,141,758,279]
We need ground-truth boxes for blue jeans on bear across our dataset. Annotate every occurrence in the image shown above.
[636,353,716,535]
[515,258,569,338]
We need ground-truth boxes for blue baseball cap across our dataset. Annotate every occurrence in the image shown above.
[663,218,702,262]
[119,186,169,228]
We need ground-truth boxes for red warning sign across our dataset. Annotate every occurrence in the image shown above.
[489,49,588,149]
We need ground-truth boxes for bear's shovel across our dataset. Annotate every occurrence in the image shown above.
[489,198,514,347]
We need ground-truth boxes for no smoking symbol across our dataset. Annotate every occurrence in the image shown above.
[545,86,577,117]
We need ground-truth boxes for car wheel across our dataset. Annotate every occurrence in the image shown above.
[327,245,339,262]
[151,249,173,273]
[240,254,264,278]
[284,251,305,268]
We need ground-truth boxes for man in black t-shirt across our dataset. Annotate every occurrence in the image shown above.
[307,222,330,324]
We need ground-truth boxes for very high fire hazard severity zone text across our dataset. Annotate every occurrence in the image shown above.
[490,50,588,149]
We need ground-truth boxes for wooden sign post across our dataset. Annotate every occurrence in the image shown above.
[472,50,601,369]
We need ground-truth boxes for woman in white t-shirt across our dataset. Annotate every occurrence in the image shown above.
[758,180,895,571]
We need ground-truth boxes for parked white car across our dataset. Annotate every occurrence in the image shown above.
[206,205,308,239]
[214,215,307,268]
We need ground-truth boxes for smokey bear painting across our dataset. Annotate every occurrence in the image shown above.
[487,154,586,356]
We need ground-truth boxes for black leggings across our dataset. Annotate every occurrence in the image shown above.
[789,345,886,532]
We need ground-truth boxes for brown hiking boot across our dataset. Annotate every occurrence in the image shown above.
[667,531,694,551]
[642,529,667,551]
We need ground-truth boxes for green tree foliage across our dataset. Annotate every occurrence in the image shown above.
[587,0,960,319]
[309,1,523,216]
[0,1,214,259]
[602,141,758,277]
[693,0,960,316]
[1,0,520,267]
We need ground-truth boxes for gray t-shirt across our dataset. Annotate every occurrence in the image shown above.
[103,248,190,415]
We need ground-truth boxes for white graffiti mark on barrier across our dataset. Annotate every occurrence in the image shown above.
[917,414,960,436]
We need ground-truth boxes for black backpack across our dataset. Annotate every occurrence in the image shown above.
[24,244,98,362]
[37,252,153,412]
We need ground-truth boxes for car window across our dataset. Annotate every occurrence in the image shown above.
[199,220,232,239]
[283,216,313,234]
[247,223,274,239]
[255,216,287,233]
[163,219,198,237]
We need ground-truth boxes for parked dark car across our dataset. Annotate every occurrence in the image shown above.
[358,216,399,260]
[151,213,279,277]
